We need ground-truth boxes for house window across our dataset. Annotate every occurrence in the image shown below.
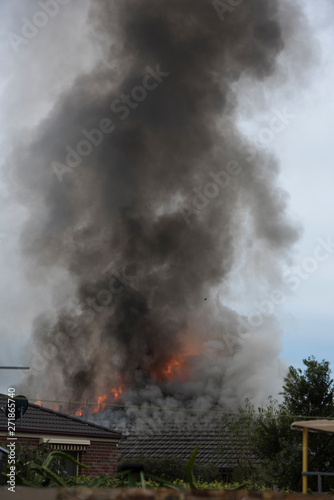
[62,450,78,477]
[39,438,90,477]
[48,444,87,476]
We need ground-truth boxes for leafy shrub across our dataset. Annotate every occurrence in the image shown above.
[66,475,124,488]
[1,441,86,487]
[118,454,222,483]
[66,475,290,491]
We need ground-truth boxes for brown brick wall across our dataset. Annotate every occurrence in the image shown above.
[78,441,118,476]
[0,436,40,448]
[1,436,119,477]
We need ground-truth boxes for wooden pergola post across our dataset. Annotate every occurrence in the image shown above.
[302,427,308,494]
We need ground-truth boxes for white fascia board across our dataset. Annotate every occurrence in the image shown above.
[39,436,91,445]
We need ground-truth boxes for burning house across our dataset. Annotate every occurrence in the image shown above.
[0,395,123,477]
[7,0,312,433]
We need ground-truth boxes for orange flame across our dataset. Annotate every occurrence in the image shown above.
[35,399,43,407]
[75,407,82,417]
[93,394,108,414]
[162,359,183,380]
[111,384,123,400]
[151,356,189,382]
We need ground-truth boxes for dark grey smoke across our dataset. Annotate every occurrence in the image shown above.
[9,0,310,412]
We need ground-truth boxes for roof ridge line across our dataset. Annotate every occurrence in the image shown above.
[0,394,122,437]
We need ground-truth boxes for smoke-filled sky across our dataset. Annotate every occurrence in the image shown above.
[0,0,333,410]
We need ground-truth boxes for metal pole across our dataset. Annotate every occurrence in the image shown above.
[317,474,322,493]
[302,427,308,494]
[0,366,30,370]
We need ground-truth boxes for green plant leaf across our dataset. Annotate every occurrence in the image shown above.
[44,450,89,469]
[21,477,44,487]
[41,465,68,486]
[144,474,178,489]
[231,483,248,490]
[28,464,67,486]
[187,445,199,490]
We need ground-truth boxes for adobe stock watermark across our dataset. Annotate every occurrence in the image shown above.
[253,107,296,147]
[8,0,72,54]
[180,159,242,227]
[213,0,244,22]
[30,266,136,373]
[222,236,334,353]
[181,107,296,227]
[6,387,16,493]
[52,64,169,183]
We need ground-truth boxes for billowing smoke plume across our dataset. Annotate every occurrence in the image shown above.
[8,0,311,418]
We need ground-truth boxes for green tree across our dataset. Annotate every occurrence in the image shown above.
[280,356,334,491]
[217,398,257,482]
[251,397,300,489]
[218,397,299,489]
[280,356,334,417]
[219,357,334,492]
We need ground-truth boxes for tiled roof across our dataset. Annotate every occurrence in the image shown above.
[0,395,123,440]
[119,418,252,469]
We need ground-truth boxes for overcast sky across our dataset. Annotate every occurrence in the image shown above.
[271,1,334,370]
[0,0,333,396]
